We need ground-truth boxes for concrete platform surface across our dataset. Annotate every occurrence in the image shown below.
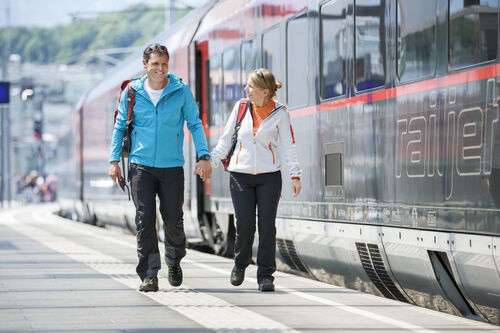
[1,204,499,333]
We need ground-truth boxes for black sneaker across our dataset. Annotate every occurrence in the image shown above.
[168,264,183,287]
[258,277,275,292]
[230,265,245,286]
[139,276,158,292]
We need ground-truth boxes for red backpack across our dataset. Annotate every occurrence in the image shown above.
[112,79,136,199]
[113,79,136,158]
[222,100,250,171]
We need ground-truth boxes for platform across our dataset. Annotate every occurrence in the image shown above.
[1,204,499,333]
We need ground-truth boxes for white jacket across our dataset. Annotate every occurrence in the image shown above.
[211,99,302,178]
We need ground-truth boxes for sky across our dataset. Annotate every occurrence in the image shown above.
[0,0,208,28]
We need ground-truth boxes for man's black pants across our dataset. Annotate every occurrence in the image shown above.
[129,163,186,280]
[229,171,282,283]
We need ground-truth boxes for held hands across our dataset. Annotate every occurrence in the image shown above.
[291,178,302,197]
[194,160,212,181]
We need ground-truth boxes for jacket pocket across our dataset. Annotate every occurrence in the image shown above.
[269,143,275,164]
[236,143,242,165]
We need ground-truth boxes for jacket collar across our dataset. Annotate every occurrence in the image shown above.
[268,100,285,117]
[132,73,183,101]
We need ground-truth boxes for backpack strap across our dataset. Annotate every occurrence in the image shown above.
[221,100,250,171]
[124,83,135,201]
[125,84,135,124]
[235,100,248,129]
[113,79,134,125]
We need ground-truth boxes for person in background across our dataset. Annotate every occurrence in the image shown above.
[197,68,302,292]
[109,43,211,292]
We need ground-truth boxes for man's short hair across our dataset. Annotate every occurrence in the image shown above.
[143,44,169,63]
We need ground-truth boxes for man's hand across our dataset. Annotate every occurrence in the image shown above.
[108,161,122,185]
[194,160,212,181]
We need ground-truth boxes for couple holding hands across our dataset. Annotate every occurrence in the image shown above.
[110,43,301,293]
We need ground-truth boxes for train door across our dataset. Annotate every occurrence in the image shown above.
[193,40,236,256]
[191,40,215,247]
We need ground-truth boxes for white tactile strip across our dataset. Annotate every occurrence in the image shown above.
[6,205,500,333]
[8,220,299,332]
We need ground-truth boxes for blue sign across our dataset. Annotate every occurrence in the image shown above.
[0,82,9,104]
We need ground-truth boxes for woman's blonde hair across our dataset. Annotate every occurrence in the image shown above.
[249,68,283,98]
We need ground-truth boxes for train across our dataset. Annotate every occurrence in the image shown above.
[55,0,500,325]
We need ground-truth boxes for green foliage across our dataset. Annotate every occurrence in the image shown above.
[0,4,172,65]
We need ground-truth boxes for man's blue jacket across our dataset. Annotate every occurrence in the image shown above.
[109,73,210,167]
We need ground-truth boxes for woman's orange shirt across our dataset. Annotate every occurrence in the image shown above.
[252,100,276,136]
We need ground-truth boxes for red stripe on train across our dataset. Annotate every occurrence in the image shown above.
[206,63,500,137]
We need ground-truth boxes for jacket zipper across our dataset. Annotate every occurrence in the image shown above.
[134,79,179,167]
[269,143,275,164]
[253,138,257,174]
[236,142,242,165]
[154,105,158,166]
[252,105,282,173]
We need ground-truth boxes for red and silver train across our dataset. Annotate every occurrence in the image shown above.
[56,0,500,324]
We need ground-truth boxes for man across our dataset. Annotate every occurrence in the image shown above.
[109,43,212,292]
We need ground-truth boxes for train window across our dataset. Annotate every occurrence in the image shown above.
[262,26,283,100]
[222,47,241,122]
[355,0,386,92]
[207,55,223,126]
[324,141,344,196]
[396,0,437,82]
[449,0,498,69]
[320,0,347,99]
[241,39,257,89]
[325,153,343,186]
[287,12,309,108]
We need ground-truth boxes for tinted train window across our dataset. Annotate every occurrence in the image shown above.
[223,47,240,122]
[208,55,222,126]
[241,40,257,88]
[355,0,386,92]
[262,26,283,100]
[320,0,347,99]
[325,153,343,186]
[397,0,437,82]
[287,12,309,108]
[324,141,344,197]
[449,0,498,69]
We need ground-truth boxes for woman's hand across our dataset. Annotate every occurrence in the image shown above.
[291,178,302,197]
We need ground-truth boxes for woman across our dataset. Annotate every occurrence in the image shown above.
[206,68,302,292]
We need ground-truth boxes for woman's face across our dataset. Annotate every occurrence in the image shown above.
[244,78,269,105]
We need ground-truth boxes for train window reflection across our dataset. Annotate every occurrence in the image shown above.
[320,0,347,99]
[223,47,240,123]
[287,12,309,108]
[449,0,498,69]
[263,26,283,100]
[355,0,386,92]
[397,0,437,82]
[241,40,257,92]
[325,153,343,186]
[207,55,222,126]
